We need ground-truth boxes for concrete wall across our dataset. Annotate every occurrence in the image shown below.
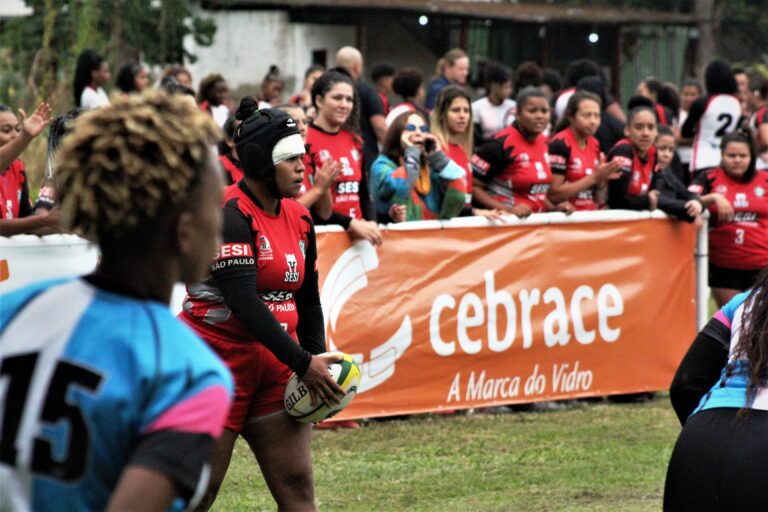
[185,9,356,99]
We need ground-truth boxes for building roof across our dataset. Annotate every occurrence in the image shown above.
[202,0,696,25]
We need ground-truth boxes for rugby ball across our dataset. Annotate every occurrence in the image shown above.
[284,352,361,423]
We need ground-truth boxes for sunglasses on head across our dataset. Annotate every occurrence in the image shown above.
[405,123,429,133]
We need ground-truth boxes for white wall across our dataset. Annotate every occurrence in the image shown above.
[185,9,356,98]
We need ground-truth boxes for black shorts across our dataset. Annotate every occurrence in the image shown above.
[664,408,768,510]
[709,264,761,291]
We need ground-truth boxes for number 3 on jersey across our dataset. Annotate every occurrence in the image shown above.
[0,352,103,481]
[735,228,745,245]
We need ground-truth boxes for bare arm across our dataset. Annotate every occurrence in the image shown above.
[298,160,341,221]
[370,114,387,145]
[548,159,621,204]
[757,124,768,155]
[0,104,52,170]
[106,466,178,512]
[472,181,531,218]
[0,209,61,236]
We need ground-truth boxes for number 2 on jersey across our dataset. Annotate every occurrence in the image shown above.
[0,352,103,481]
[715,113,735,137]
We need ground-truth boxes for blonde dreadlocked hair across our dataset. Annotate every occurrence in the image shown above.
[56,91,221,244]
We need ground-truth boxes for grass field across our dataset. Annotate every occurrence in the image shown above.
[215,395,681,511]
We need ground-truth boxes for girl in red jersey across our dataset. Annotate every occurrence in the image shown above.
[688,132,768,307]
[547,91,621,210]
[606,106,661,211]
[472,87,572,218]
[431,85,502,218]
[0,103,60,235]
[431,86,473,209]
[747,76,768,171]
[278,102,341,221]
[305,70,382,245]
[180,106,344,511]
[218,115,244,185]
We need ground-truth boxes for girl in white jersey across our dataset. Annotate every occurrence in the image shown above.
[681,60,742,178]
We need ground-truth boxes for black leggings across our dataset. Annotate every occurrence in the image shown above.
[664,408,768,511]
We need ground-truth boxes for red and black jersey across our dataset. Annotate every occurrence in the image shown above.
[655,104,676,127]
[607,139,658,210]
[548,127,603,211]
[378,91,390,116]
[219,154,244,186]
[471,124,552,212]
[750,106,768,170]
[182,181,315,343]
[751,106,768,136]
[444,142,472,204]
[0,159,32,219]
[689,168,768,270]
[305,124,364,219]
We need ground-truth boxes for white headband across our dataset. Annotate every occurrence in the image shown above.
[272,134,305,164]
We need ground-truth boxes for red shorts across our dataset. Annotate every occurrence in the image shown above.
[189,327,293,432]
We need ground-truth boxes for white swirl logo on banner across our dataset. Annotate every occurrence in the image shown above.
[320,241,411,394]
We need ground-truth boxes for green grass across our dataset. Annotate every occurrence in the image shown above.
[215,395,680,511]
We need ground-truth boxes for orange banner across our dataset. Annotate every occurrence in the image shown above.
[317,217,696,419]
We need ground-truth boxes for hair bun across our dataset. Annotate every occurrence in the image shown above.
[235,96,259,121]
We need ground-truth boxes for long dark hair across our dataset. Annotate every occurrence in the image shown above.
[73,49,105,107]
[311,70,359,134]
[115,63,143,94]
[657,83,681,115]
[705,59,738,96]
[554,90,601,134]
[733,268,768,408]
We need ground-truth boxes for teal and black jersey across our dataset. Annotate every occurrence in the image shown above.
[0,278,233,511]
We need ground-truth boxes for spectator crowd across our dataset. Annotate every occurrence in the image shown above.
[3,46,767,306]
[2,42,768,512]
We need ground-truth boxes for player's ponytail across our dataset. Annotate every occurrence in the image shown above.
[733,267,768,411]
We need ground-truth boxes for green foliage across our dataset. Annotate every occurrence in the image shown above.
[217,397,679,511]
[718,0,768,64]
[0,0,217,108]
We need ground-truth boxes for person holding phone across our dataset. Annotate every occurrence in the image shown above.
[371,110,467,221]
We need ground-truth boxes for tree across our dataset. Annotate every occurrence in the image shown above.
[693,0,719,78]
[0,0,216,107]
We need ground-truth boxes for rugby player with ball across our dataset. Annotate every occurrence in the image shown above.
[181,99,352,511]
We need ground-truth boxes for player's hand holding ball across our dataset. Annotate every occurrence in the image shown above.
[285,352,362,423]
